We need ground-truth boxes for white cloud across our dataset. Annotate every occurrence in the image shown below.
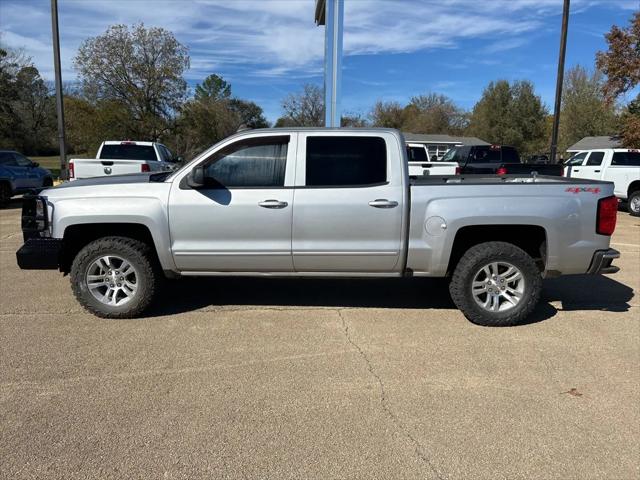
[0,0,632,84]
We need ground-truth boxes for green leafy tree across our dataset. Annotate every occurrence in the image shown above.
[559,65,619,152]
[74,23,190,140]
[195,74,231,102]
[0,44,55,153]
[403,93,468,135]
[174,74,269,158]
[468,80,548,155]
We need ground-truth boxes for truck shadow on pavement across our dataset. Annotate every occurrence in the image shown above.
[146,273,633,325]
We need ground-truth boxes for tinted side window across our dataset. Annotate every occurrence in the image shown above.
[205,136,288,188]
[611,151,640,166]
[471,147,501,163]
[501,147,520,163]
[306,136,386,187]
[586,152,605,166]
[408,146,427,162]
[0,152,16,165]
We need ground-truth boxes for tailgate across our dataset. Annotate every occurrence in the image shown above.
[408,161,458,176]
[72,159,146,179]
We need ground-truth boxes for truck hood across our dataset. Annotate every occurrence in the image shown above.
[53,173,164,189]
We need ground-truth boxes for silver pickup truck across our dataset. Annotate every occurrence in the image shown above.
[16,128,620,326]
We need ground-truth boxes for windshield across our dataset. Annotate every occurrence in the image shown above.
[100,144,157,161]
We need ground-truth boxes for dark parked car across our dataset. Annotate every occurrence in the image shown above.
[442,145,563,176]
[0,150,54,205]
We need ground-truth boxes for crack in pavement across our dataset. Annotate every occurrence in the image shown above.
[336,309,444,480]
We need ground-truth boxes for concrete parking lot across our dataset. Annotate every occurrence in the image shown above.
[0,201,638,480]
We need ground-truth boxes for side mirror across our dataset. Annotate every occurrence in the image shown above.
[430,155,437,162]
[187,165,206,188]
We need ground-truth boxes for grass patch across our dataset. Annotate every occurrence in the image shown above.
[31,156,61,178]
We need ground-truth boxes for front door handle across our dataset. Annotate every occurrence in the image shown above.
[258,199,288,209]
[368,199,398,209]
[573,169,580,172]
[594,170,601,173]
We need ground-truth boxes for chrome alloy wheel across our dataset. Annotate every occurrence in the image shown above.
[471,261,525,312]
[86,255,138,306]
[630,196,640,214]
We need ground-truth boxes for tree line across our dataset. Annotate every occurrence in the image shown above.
[1,13,637,160]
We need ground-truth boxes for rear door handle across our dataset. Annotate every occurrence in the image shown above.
[368,199,398,209]
[258,199,288,209]
[594,170,601,173]
[573,169,580,172]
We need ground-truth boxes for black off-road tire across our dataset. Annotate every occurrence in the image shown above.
[70,236,158,318]
[628,191,640,217]
[0,182,12,207]
[449,241,542,327]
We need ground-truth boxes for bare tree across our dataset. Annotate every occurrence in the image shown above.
[280,84,324,127]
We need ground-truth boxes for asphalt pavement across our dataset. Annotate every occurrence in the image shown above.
[1,200,638,479]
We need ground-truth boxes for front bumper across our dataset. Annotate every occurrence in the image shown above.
[16,238,63,270]
[587,248,620,275]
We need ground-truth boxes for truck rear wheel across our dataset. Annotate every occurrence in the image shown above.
[449,241,542,326]
[628,191,640,217]
[70,236,158,318]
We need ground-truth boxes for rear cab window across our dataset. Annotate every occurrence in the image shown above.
[408,146,427,162]
[305,136,387,187]
[611,151,640,166]
[100,143,158,161]
[471,146,502,163]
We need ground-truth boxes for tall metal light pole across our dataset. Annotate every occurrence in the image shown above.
[550,0,570,164]
[315,0,344,127]
[51,0,67,179]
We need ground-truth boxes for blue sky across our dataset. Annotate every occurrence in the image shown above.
[0,0,637,122]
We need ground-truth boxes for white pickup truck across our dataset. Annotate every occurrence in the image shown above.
[564,149,640,216]
[69,141,179,181]
[406,143,459,176]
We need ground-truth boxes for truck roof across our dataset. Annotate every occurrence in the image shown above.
[102,141,157,146]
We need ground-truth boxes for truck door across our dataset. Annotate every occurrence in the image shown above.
[292,133,404,272]
[168,134,296,272]
[577,151,606,181]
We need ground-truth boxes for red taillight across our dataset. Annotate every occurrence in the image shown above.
[455,166,461,175]
[68,161,74,179]
[496,167,508,175]
[597,196,618,236]
[141,164,150,172]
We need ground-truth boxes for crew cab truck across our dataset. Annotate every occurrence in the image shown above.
[16,128,620,326]
[443,144,564,176]
[564,149,640,216]
[69,141,179,180]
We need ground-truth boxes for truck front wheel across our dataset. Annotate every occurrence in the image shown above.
[628,191,640,217]
[449,241,542,326]
[70,236,158,318]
